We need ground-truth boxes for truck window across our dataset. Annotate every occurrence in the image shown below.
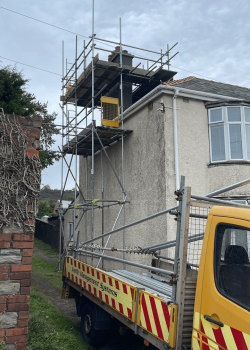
[214,224,250,312]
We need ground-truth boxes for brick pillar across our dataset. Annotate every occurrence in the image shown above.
[0,113,42,350]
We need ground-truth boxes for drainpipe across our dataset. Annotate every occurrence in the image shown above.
[173,89,179,191]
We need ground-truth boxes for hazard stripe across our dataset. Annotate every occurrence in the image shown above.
[201,315,219,349]
[231,327,248,350]
[127,308,132,319]
[123,284,128,294]
[161,301,170,330]
[200,321,210,350]
[65,258,135,322]
[192,335,200,350]
[111,298,116,309]
[243,333,250,349]
[118,302,124,314]
[212,327,227,350]
[141,293,152,333]
[221,325,238,350]
[199,312,250,350]
[149,296,164,340]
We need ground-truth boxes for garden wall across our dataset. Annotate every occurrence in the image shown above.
[0,112,42,350]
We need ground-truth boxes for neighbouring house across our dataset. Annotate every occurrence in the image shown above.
[53,200,71,214]
[62,50,250,272]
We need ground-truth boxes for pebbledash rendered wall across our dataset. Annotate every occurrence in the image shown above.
[0,113,42,350]
[63,89,250,271]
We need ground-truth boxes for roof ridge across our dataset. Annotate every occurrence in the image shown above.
[164,76,196,86]
[164,76,250,91]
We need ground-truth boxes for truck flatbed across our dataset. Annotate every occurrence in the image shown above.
[64,257,174,345]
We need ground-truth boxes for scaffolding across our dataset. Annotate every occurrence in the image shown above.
[57,0,179,271]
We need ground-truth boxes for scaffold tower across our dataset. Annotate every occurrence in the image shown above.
[57,0,179,271]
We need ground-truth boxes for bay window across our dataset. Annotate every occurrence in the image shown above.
[209,105,250,163]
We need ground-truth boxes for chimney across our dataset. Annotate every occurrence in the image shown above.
[106,47,134,111]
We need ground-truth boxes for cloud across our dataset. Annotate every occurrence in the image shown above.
[1,0,250,188]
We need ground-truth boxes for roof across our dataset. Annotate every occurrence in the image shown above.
[164,76,250,100]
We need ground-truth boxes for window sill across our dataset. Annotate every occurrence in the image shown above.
[208,161,250,168]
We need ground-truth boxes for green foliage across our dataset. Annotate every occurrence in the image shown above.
[67,196,74,201]
[34,238,58,256]
[0,341,6,350]
[32,254,62,290]
[0,66,60,169]
[28,286,93,350]
[37,200,58,218]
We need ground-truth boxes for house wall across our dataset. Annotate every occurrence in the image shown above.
[64,91,250,271]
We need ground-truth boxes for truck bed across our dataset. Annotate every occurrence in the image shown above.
[64,257,174,345]
[111,270,172,300]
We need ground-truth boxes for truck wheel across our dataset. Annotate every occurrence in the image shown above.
[81,304,106,346]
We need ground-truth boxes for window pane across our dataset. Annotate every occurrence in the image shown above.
[245,107,250,123]
[215,224,250,311]
[210,109,222,123]
[229,124,243,159]
[210,125,226,161]
[227,107,241,122]
[246,125,250,160]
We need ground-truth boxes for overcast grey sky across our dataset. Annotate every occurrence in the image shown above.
[1,0,249,189]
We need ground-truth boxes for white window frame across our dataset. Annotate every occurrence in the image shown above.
[208,106,250,163]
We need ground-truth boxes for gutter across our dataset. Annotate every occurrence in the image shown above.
[173,89,179,190]
[124,84,242,120]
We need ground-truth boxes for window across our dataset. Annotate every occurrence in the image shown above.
[209,106,250,162]
[214,224,250,311]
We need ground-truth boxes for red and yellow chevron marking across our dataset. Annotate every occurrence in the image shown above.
[64,257,135,321]
[192,312,250,350]
[137,291,171,343]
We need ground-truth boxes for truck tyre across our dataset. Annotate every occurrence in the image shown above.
[81,304,106,346]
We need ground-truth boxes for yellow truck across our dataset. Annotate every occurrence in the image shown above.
[62,179,250,349]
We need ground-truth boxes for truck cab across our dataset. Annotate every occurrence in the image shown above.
[193,206,250,349]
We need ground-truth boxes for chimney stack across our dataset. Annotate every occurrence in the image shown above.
[106,48,134,111]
